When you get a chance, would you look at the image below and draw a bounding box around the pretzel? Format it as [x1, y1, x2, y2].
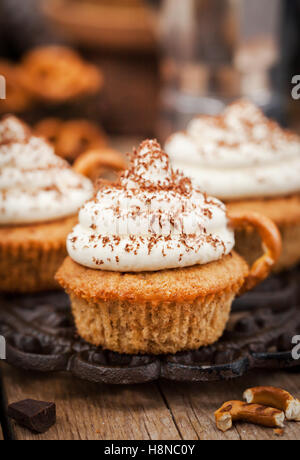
[19, 46, 102, 103]
[73, 148, 127, 182]
[35, 118, 108, 163]
[215, 400, 285, 432]
[243, 387, 300, 421]
[228, 212, 282, 294]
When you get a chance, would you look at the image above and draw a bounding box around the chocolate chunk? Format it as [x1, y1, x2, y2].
[8, 399, 56, 433]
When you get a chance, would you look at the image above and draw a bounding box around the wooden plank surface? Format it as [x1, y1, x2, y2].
[159, 371, 300, 441]
[1, 362, 300, 440]
[1, 364, 181, 441]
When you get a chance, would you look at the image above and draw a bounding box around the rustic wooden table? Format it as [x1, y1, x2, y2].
[1, 137, 300, 441]
[1, 363, 300, 440]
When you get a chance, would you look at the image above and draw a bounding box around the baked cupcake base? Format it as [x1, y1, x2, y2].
[0, 216, 77, 293]
[56, 252, 248, 355]
[227, 194, 300, 272]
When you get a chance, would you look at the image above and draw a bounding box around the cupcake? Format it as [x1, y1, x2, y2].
[165, 100, 300, 272]
[0, 116, 94, 293]
[56, 140, 280, 354]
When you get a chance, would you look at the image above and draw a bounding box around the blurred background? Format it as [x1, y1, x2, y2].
[0, 0, 299, 155]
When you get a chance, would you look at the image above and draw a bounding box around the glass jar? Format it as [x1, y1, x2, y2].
[157, 0, 282, 139]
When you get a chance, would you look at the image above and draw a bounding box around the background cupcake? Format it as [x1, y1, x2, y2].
[0, 115, 93, 292]
[165, 100, 300, 272]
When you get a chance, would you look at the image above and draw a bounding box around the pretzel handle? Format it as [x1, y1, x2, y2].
[228, 212, 282, 294]
[73, 148, 127, 180]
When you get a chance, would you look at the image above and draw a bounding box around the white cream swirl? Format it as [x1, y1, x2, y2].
[67, 140, 234, 272]
[0, 116, 93, 225]
[165, 100, 300, 200]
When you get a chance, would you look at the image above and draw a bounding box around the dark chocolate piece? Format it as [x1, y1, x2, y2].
[7, 399, 56, 433]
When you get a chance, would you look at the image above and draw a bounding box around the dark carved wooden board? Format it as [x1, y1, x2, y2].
[0, 269, 299, 385]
